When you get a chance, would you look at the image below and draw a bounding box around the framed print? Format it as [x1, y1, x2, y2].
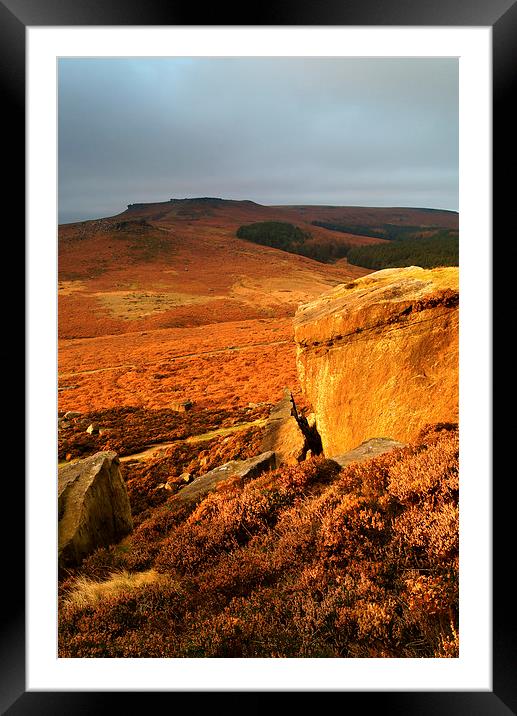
[5, 0, 508, 711]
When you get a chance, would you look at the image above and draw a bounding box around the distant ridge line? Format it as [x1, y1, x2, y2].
[126, 197, 261, 210]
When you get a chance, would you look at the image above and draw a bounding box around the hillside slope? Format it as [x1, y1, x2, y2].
[58, 199, 458, 414]
[59, 199, 373, 412]
[59, 198, 377, 339]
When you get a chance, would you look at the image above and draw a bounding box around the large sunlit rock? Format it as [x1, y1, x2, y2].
[294, 266, 459, 456]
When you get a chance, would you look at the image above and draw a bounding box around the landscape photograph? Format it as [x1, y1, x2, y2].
[57, 57, 459, 659]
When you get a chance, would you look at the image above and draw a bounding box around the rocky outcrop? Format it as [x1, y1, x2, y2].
[294, 267, 458, 456]
[330, 437, 406, 469]
[260, 389, 308, 467]
[58, 451, 133, 570]
[173, 451, 276, 506]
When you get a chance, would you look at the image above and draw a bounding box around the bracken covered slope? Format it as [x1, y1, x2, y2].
[58, 200, 457, 414]
[58, 199, 374, 413]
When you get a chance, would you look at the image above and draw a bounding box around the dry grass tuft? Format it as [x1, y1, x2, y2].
[63, 569, 168, 610]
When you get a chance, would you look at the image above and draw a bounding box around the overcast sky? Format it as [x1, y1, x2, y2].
[58, 57, 458, 224]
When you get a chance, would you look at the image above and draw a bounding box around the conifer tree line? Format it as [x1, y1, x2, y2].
[237, 221, 458, 269]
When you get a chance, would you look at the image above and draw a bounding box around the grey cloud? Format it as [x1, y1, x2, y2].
[58, 57, 458, 223]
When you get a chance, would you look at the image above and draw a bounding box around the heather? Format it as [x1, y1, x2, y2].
[58, 404, 269, 460]
[59, 423, 458, 658]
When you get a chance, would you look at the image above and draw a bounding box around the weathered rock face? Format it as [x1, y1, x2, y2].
[260, 389, 307, 467]
[294, 267, 459, 456]
[173, 451, 276, 506]
[58, 451, 133, 570]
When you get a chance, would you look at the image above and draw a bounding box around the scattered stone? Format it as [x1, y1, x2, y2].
[165, 473, 192, 489]
[86, 423, 99, 435]
[172, 451, 276, 507]
[155, 482, 175, 492]
[98, 427, 113, 436]
[165, 477, 182, 488]
[64, 411, 82, 419]
[58, 451, 133, 570]
[171, 400, 193, 413]
[330, 437, 406, 469]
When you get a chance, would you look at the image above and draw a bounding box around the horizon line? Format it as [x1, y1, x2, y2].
[58, 197, 459, 226]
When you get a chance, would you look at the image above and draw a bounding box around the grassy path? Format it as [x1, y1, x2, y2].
[59, 417, 268, 467]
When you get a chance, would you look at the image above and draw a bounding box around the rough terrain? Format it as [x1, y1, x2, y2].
[59, 199, 457, 414]
[58, 200, 460, 659]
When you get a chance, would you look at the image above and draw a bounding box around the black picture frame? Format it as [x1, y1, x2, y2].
[7, 0, 507, 712]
